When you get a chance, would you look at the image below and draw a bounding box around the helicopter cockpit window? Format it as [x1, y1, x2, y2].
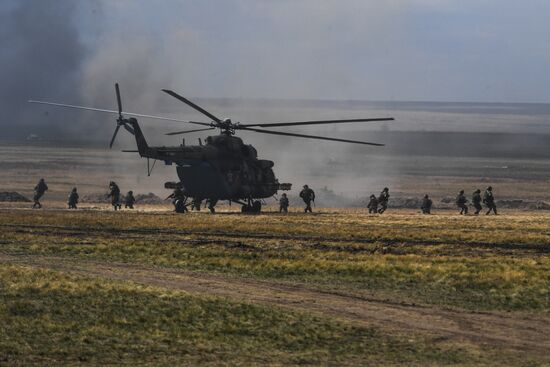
[243, 145, 257, 158]
[205, 136, 213, 145]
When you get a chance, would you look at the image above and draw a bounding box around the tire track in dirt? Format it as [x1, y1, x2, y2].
[1, 252, 549, 357]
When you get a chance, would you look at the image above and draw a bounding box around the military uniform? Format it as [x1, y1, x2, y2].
[367, 195, 378, 214]
[421, 195, 432, 214]
[483, 186, 497, 215]
[32, 178, 48, 209]
[456, 190, 468, 215]
[299, 185, 315, 213]
[108, 182, 122, 210]
[378, 188, 389, 214]
[279, 194, 289, 213]
[68, 188, 79, 209]
[125, 191, 136, 209]
[167, 187, 187, 213]
[472, 189, 482, 215]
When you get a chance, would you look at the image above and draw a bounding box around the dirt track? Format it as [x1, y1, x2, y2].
[1, 253, 548, 357]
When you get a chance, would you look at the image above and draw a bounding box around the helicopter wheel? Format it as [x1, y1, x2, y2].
[241, 200, 261, 213]
[252, 200, 262, 213]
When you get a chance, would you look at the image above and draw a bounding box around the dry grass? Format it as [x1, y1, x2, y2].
[1, 209, 549, 312]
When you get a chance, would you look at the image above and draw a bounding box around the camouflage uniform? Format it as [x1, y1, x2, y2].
[421, 194, 432, 214]
[299, 185, 315, 213]
[68, 188, 79, 209]
[483, 186, 497, 215]
[378, 188, 390, 214]
[32, 178, 48, 209]
[108, 181, 122, 210]
[472, 189, 482, 215]
[367, 195, 378, 214]
[456, 190, 468, 215]
[279, 193, 289, 213]
[125, 191, 136, 209]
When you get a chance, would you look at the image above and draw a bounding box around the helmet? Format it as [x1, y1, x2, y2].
[281, 193, 287, 197]
[383, 187, 388, 191]
[475, 189, 481, 193]
[459, 190, 464, 194]
[128, 190, 133, 194]
[487, 186, 492, 191]
[303, 184, 308, 188]
[72, 187, 77, 191]
[424, 194, 428, 198]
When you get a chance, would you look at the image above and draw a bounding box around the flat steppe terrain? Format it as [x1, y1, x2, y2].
[0, 207, 548, 366]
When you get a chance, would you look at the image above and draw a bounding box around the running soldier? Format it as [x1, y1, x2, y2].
[378, 187, 390, 214]
[367, 194, 378, 214]
[108, 181, 122, 210]
[279, 193, 289, 213]
[67, 187, 79, 209]
[32, 178, 48, 209]
[483, 186, 497, 215]
[421, 194, 432, 214]
[456, 190, 468, 215]
[472, 189, 482, 215]
[125, 190, 136, 209]
[299, 185, 315, 213]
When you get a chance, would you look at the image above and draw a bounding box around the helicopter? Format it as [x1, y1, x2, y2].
[29, 84, 393, 213]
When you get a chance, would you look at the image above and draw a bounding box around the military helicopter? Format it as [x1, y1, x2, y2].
[29, 84, 393, 213]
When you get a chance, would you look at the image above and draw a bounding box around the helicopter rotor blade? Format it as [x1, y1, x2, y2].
[165, 127, 215, 136]
[240, 117, 394, 128]
[240, 127, 384, 146]
[28, 100, 212, 126]
[115, 83, 122, 117]
[109, 124, 121, 149]
[162, 89, 221, 123]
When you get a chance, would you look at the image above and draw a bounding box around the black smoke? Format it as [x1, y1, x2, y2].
[0, 0, 89, 139]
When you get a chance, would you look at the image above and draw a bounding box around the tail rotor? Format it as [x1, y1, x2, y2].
[110, 83, 131, 148]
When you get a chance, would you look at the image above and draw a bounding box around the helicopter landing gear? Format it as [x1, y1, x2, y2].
[191, 199, 202, 211]
[241, 199, 262, 213]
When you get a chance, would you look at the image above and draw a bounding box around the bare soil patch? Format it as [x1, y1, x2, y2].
[1, 253, 548, 358]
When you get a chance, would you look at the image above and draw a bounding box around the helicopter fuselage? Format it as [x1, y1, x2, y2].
[129, 119, 288, 202]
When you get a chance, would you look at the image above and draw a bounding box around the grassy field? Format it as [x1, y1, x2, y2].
[1, 208, 549, 366]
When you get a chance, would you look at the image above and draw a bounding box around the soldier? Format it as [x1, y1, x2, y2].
[456, 190, 468, 215]
[299, 184, 315, 213]
[279, 193, 289, 213]
[67, 187, 79, 209]
[378, 187, 390, 214]
[166, 186, 187, 213]
[125, 190, 136, 209]
[483, 186, 497, 215]
[367, 194, 378, 214]
[107, 181, 122, 211]
[32, 178, 48, 209]
[472, 189, 482, 215]
[191, 199, 202, 211]
[421, 194, 432, 214]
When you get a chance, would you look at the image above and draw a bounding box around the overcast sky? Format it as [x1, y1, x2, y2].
[3, 0, 550, 125]
[72, 0, 550, 103]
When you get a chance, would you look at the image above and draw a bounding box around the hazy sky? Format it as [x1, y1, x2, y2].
[75, 0, 550, 103]
[2, 0, 550, 135]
